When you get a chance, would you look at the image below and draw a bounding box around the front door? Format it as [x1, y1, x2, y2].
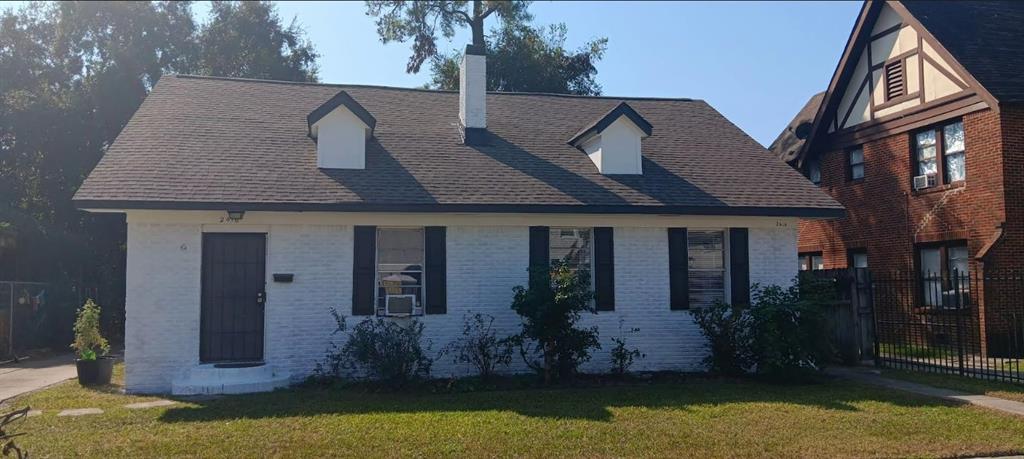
[200, 233, 266, 363]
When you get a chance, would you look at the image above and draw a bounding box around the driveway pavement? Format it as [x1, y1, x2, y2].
[0, 353, 77, 403]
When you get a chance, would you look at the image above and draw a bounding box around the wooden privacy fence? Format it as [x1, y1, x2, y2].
[807, 269, 875, 364]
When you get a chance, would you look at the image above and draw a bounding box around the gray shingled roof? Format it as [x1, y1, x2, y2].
[769, 92, 825, 165]
[904, 0, 1024, 103]
[73, 75, 842, 217]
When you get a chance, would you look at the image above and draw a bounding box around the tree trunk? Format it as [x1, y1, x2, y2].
[471, 0, 485, 47]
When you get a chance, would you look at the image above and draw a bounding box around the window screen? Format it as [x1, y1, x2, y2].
[376, 228, 424, 315]
[688, 230, 725, 308]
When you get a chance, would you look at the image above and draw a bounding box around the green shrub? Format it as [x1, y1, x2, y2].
[442, 313, 513, 381]
[748, 284, 831, 380]
[315, 309, 433, 387]
[690, 300, 754, 376]
[692, 282, 831, 381]
[70, 299, 109, 360]
[509, 262, 600, 384]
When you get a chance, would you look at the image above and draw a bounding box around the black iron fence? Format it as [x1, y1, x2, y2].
[871, 269, 1024, 384]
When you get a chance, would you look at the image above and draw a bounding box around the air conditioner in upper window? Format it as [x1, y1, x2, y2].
[384, 294, 418, 316]
[913, 174, 937, 191]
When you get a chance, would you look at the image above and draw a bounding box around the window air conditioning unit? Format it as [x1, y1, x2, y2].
[913, 174, 937, 190]
[385, 294, 417, 316]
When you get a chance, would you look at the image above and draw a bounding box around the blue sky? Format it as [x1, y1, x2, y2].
[9, 1, 863, 146]
[202, 1, 862, 147]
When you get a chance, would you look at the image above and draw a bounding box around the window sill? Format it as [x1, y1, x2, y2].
[375, 309, 425, 318]
[847, 178, 865, 185]
[911, 305, 972, 315]
[912, 181, 964, 196]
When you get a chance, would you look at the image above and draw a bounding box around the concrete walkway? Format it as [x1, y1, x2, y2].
[0, 353, 77, 403]
[828, 366, 1024, 418]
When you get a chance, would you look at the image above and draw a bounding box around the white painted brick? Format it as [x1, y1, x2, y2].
[123, 218, 798, 392]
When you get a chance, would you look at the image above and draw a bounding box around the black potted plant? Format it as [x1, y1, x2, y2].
[71, 299, 113, 385]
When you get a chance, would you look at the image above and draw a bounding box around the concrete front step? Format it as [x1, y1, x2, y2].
[171, 363, 291, 395]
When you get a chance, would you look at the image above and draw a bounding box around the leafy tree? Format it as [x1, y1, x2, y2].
[509, 261, 599, 384]
[365, 0, 532, 73]
[195, 1, 319, 81]
[428, 22, 606, 95]
[0, 1, 320, 342]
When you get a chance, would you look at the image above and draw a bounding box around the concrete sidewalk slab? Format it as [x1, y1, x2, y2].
[125, 400, 177, 409]
[57, 408, 102, 417]
[0, 353, 77, 403]
[828, 366, 1024, 418]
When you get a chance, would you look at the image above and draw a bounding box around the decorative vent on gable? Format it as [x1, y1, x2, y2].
[884, 60, 905, 101]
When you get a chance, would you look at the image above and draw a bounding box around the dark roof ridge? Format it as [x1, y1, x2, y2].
[170, 74, 701, 103]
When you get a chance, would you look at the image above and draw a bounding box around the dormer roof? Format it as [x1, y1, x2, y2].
[307, 90, 376, 139]
[568, 102, 653, 147]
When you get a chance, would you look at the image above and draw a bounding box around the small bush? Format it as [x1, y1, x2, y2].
[609, 319, 644, 376]
[509, 262, 600, 383]
[442, 313, 513, 381]
[315, 308, 433, 387]
[70, 299, 109, 360]
[691, 300, 754, 376]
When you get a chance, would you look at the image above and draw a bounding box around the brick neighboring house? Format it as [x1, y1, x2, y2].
[771, 1, 1024, 355]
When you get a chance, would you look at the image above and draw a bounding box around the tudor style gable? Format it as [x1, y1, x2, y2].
[808, 1, 996, 154]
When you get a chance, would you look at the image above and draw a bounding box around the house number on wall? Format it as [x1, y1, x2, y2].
[775, 221, 789, 228]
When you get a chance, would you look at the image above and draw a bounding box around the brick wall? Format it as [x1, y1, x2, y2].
[797, 108, 1009, 275]
[123, 214, 797, 393]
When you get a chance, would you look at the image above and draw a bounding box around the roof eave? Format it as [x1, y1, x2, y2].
[73, 199, 845, 219]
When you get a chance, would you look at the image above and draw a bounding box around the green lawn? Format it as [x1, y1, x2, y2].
[883, 369, 1024, 404]
[6, 366, 1024, 458]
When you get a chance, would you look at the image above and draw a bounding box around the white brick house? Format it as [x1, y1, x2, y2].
[76, 49, 841, 394]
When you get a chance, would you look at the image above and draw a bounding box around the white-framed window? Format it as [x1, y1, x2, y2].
[918, 242, 969, 309]
[688, 229, 726, 308]
[849, 250, 868, 269]
[550, 227, 593, 281]
[376, 227, 424, 316]
[799, 252, 824, 271]
[848, 147, 864, 181]
[914, 120, 965, 185]
[807, 159, 821, 186]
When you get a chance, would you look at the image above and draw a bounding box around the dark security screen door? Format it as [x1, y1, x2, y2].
[200, 233, 266, 363]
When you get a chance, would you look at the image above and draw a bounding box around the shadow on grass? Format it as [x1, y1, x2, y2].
[157, 376, 962, 424]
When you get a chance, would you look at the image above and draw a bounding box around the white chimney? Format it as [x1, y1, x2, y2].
[459, 44, 487, 132]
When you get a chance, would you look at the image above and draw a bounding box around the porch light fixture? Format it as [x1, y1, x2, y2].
[226, 209, 245, 222]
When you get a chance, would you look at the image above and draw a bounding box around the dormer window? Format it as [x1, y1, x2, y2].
[568, 102, 653, 175]
[307, 91, 376, 169]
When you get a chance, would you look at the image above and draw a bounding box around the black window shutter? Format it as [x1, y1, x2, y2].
[730, 228, 751, 306]
[668, 228, 689, 310]
[352, 226, 377, 316]
[424, 226, 447, 314]
[529, 226, 550, 286]
[593, 227, 615, 311]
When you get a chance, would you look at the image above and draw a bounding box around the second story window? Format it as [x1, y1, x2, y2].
[914, 120, 965, 188]
[807, 159, 821, 186]
[847, 147, 864, 181]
